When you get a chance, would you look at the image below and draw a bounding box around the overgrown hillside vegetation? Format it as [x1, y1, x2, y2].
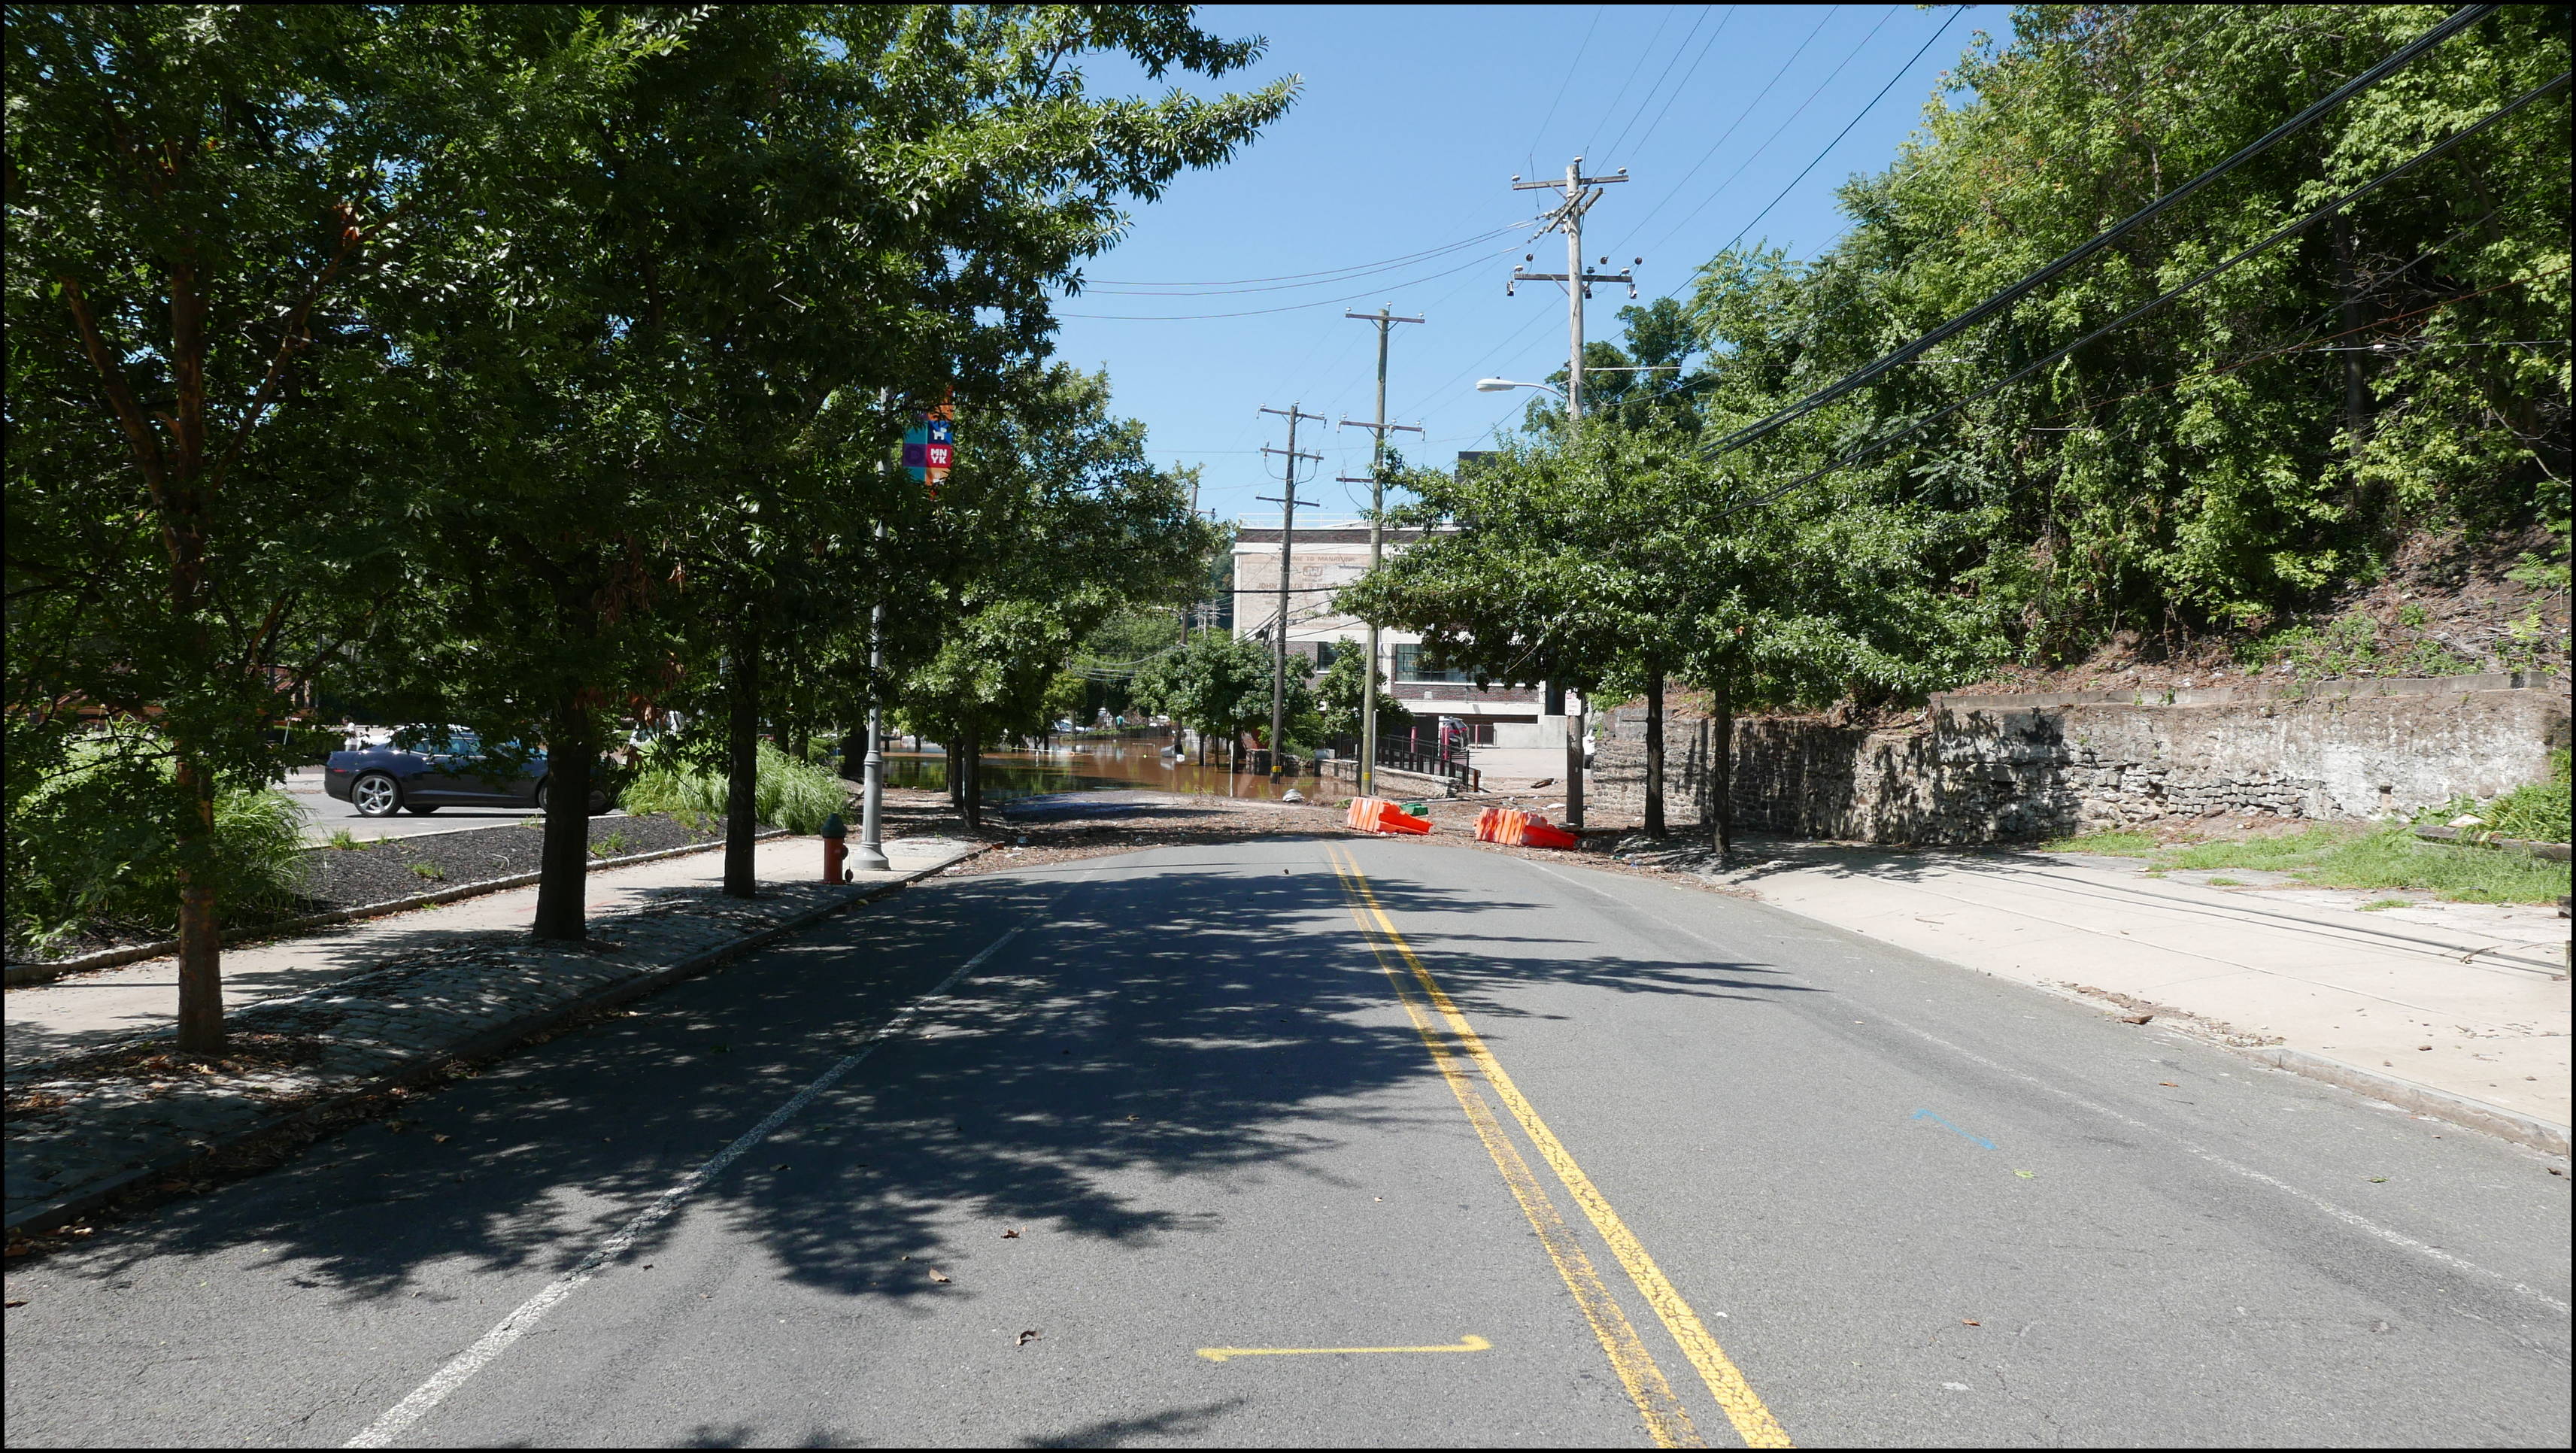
[1361, 5, 2569, 715]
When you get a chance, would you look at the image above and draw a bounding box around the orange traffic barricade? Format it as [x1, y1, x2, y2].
[1519, 818, 1579, 850]
[1347, 796, 1431, 835]
[1479, 807, 1575, 849]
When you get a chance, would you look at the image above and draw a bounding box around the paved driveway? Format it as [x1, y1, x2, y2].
[279, 766, 620, 843]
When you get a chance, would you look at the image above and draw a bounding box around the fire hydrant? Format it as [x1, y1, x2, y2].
[821, 812, 850, 883]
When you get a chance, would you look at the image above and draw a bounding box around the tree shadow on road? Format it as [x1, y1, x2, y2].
[27, 836, 1826, 1438]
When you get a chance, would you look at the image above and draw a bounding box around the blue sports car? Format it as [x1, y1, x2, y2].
[322, 727, 617, 818]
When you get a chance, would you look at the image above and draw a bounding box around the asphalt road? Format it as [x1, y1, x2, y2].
[5, 839, 2568, 1447]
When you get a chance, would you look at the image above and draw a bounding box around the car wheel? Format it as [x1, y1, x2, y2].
[404, 804, 441, 816]
[533, 779, 549, 812]
[351, 772, 402, 818]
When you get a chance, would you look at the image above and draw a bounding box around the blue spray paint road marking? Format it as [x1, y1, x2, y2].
[1910, 1109, 1997, 1149]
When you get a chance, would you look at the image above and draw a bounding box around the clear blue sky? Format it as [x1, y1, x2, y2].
[1045, 2, 1998, 527]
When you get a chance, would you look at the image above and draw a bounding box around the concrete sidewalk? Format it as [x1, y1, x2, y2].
[1707, 842, 2569, 1148]
[7, 834, 974, 1067]
[5, 833, 983, 1232]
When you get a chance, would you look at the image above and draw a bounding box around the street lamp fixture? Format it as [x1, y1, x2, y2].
[1477, 377, 1562, 396]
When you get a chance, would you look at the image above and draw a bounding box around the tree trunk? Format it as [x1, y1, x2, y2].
[171, 747, 225, 1055]
[1710, 673, 1734, 859]
[960, 720, 982, 830]
[1643, 666, 1667, 838]
[723, 632, 761, 900]
[532, 702, 594, 941]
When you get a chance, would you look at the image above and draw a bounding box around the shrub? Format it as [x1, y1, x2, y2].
[5, 727, 309, 957]
[620, 739, 848, 835]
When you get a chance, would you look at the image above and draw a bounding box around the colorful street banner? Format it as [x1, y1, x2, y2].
[903, 399, 954, 493]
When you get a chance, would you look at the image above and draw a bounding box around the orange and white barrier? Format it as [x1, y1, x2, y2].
[1345, 796, 1432, 836]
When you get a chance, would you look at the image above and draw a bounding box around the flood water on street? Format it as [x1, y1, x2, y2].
[881, 737, 1317, 802]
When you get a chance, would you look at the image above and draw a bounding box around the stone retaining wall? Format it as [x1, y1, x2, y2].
[1587, 672, 2568, 844]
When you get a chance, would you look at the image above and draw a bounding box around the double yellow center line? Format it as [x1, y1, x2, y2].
[1327, 845, 1791, 1449]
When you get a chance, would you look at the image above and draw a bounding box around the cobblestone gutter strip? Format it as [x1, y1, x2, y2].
[3, 843, 985, 1235]
[3, 830, 787, 988]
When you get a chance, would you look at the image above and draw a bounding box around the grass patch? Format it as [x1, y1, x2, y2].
[411, 862, 445, 881]
[591, 830, 634, 860]
[2359, 898, 2413, 912]
[2158, 824, 2347, 872]
[2040, 830, 2160, 855]
[2205, 876, 2245, 887]
[325, 827, 369, 851]
[620, 741, 847, 835]
[2153, 823, 2566, 904]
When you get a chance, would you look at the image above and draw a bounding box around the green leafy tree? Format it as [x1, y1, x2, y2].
[1691, 4, 2569, 656]
[1131, 631, 1299, 766]
[1312, 638, 1415, 743]
[4, 5, 554, 1047]
[893, 365, 1215, 825]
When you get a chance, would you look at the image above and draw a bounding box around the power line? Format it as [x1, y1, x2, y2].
[1707, 5, 1963, 260]
[1525, 6, 1607, 174]
[1596, 5, 1716, 165]
[1582, 5, 1681, 158]
[1609, 5, 1738, 163]
[1616, 5, 1840, 246]
[1079, 223, 1524, 293]
[1629, 5, 1898, 258]
[1713, 65, 2568, 520]
[1057, 246, 1521, 320]
[1696, 2, 2502, 463]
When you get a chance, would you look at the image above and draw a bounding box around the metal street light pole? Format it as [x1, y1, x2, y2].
[852, 394, 894, 872]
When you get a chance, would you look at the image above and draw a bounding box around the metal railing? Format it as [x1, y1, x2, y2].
[1325, 736, 1476, 789]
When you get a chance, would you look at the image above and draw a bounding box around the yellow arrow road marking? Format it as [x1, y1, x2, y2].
[1330, 846, 1793, 1449]
[1197, 1334, 1492, 1363]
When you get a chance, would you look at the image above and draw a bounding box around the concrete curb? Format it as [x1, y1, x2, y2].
[5, 830, 787, 987]
[4, 843, 988, 1237]
[2241, 1044, 2570, 1158]
[2016, 977, 2571, 1158]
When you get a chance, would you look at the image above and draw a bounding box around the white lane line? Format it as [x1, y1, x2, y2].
[1518, 854, 2571, 1318]
[345, 921, 1039, 1448]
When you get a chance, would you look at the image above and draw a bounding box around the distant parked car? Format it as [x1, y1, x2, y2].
[322, 727, 618, 818]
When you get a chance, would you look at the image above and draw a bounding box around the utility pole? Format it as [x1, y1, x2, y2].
[1258, 404, 1323, 781]
[1339, 304, 1424, 800]
[1509, 156, 1637, 830]
[1180, 472, 1200, 650]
